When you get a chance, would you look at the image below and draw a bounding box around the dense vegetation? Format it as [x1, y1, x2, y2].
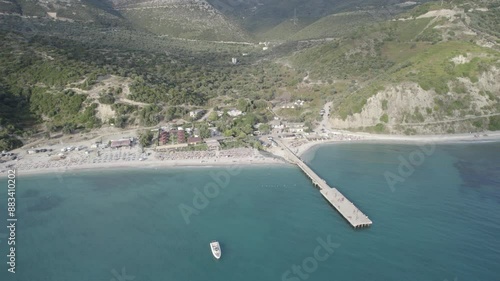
[0, 0, 499, 151]
[288, 1, 500, 124]
[468, 3, 500, 38]
[0, 18, 302, 150]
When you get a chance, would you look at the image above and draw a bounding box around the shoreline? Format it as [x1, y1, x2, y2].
[2, 131, 500, 177]
[294, 130, 500, 156]
[9, 158, 289, 176]
[0, 149, 288, 177]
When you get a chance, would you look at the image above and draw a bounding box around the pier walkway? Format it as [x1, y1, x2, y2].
[274, 138, 372, 228]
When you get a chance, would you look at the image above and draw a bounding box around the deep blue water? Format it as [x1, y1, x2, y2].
[1, 141, 499, 281]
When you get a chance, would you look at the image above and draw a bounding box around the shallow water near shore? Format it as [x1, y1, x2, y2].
[1, 142, 499, 281]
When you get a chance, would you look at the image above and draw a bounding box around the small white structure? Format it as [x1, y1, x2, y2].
[47, 12, 57, 19]
[269, 120, 284, 130]
[189, 109, 206, 119]
[227, 109, 243, 117]
[294, 100, 305, 106]
[231, 57, 238, 64]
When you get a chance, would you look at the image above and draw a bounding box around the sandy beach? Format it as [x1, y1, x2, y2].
[287, 130, 500, 156]
[1, 146, 287, 177]
[2, 130, 500, 176]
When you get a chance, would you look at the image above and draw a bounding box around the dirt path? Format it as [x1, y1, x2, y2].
[199, 108, 213, 121]
[315, 101, 333, 133]
[397, 112, 500, 126]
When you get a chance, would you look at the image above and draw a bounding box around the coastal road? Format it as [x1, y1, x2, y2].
[315, 101, 333, 133]
[396, 112, 500, 126]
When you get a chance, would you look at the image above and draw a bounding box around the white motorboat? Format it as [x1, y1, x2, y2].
[210, 241, 221, 259]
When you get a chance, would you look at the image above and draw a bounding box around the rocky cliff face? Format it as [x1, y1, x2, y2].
[330, 67, 500, 134]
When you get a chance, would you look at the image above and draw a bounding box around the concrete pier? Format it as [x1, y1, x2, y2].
[274, 138, 372, 228]
[320, 187, 373, 228]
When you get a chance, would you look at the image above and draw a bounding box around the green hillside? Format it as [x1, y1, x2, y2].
[5, 0, 125, 24]
[208, 0, 422, 36]
[286, 1, 500, 134]
[0, 0, 500, 151]
[290, 11, 387, 41]
[118, 5, 247, 41]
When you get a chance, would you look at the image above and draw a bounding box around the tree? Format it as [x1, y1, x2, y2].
[98, 93, 115, 104]
[116, 115, 128, 128]
[0, 132, 22, 151]
[208, 111, 218, 122]
[197, 123, 211, 138]
[259, 123, 271, 134]
[139, 105, 161, 126]
[62, 123, 76, 134]
[223, 129, 233, 137]
[138, 130, 154, 147]
[304, 121, 313, 133]
[251, 140, 263, 150]
[237, 98, 252, 112]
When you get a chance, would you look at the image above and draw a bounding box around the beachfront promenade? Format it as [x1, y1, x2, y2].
[274, 138, 372, 228]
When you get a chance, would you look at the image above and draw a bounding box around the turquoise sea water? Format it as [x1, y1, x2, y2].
[1, 141, 499, 281]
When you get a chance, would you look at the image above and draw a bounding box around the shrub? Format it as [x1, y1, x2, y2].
[488, 116, 500, 131]
[380, 114, 389, 123]
[381, 99, 388, 110]
[98, 93, 115, 104]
